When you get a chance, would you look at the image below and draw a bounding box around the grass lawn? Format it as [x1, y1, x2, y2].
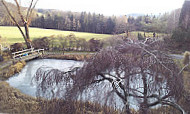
[0, 26, 111, 44]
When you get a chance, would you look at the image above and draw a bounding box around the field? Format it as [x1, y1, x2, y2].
[0, 26, 112, 44]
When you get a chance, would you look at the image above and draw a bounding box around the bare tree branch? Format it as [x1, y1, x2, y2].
[162, 100, 186, 114]
[26, 0, 34, 20]
[1, 0, 26, 40]
[14, 0, 25, 23]
[1, 0, 39, 48]
[178, 63, 190, 75]
[28, 0, 39, 24]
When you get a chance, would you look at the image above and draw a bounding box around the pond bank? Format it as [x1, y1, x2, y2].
[0, 81, 119, 114]
[0, 53, 93, 80]
[0, 53, 122, 114]
[0, 61, 26, 81]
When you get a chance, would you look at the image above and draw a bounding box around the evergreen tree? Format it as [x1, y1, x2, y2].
[105, 17, 115, 34]
[64, 16, 71, 30]
[76, 20, 81, 31]
[72, 18, 77, 31]
[40, 15, 45, 28]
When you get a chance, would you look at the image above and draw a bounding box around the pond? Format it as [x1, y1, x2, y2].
[6, 59, 83, 97]
[6, 59, 141, 110]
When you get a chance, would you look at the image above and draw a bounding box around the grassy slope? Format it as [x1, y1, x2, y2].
[0, 26, 111, 44]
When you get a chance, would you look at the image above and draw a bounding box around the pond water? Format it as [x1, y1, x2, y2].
[6, 59, 149, 110]
[6, 59, 128, 109]
[6, 59, 83, 97]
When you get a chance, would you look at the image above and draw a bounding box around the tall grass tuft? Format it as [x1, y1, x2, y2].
[183, 51, 190, 65]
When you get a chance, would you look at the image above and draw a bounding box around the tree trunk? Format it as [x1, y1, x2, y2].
[125, 103, 131, 114]
[24, 23, 31, 48]
[140, 72, 149, 114]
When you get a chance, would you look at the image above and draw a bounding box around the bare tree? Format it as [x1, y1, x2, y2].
[1, 0, 39, 48]
[34, 38, 186, 114]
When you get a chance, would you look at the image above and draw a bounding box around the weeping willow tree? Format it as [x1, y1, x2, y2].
[34, 38, 185, 114]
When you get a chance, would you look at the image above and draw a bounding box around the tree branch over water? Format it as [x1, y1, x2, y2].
[34, 38, 185, 114]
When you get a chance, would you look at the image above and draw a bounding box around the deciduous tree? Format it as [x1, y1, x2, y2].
[1, 0, 39, 48]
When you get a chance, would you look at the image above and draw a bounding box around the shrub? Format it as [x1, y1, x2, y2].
[32, 37, 50, 50]
[10, 43, 24, 52]
[183, 51, 190, 65]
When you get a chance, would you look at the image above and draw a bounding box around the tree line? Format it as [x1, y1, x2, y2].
[0, 8, 181, 34]
[30, 11, 116, 34]
[32, 9, 181, 34]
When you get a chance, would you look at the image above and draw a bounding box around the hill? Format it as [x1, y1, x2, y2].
[0, 26, 111, 44]
[0, 1, 19, 25]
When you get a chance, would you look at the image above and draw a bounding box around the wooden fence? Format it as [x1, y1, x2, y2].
[12, 48, 44, 60]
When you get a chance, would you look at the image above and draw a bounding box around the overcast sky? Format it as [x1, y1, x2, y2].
[7, 0, 185, 16]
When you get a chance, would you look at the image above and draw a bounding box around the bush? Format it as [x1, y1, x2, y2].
[10, 43, 24, 52]
[32, 37, 50, 50]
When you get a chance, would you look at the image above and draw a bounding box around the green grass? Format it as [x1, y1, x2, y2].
[0, 26, 111, 44]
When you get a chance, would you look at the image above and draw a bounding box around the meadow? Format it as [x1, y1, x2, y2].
[0, 26, 112, 44]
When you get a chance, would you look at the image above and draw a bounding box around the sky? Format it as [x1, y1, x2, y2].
[7, 0, 185, 16]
